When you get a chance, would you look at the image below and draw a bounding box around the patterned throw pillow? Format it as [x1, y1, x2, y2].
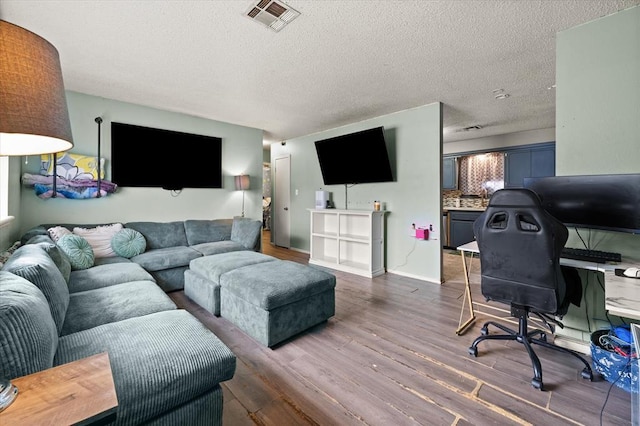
[73, 223, 123, 258]
[56, 234, 95, 270]
[111, 228, 146, 258]
[47, 226, 72, 243]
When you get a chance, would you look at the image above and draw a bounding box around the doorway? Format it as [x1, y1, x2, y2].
[274, 155, 291, 248]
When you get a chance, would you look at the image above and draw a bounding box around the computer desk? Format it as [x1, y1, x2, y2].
[455, 240, 640, 336]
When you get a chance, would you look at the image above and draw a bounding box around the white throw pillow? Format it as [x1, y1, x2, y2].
[73, 223, 123, 258]
[47, 226, 72, 242]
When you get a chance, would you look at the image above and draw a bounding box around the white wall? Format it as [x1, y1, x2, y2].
[271, 103, 443, 283]
[18, 91, 264, 234]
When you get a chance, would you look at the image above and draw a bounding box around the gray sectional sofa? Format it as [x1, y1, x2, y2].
[21, 217, 263, 291]
[0, 217, 263, 425]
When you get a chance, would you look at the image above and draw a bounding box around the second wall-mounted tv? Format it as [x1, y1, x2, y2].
[314, 126, 393, 185]
[111, 122, 222, 190]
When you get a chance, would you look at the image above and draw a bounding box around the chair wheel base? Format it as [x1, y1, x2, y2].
[480, 327, 489, 336]
[531, 378, 543, 390]
[468, 347, 478, 357]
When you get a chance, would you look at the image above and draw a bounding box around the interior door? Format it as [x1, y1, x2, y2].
[274, 155, 291, 248]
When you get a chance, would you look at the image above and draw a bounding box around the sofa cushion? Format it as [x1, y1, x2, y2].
[184, 219, 232, 246]
[57, 234, 95, 270]
[93, 256, 131, 266]
[231, 217, 262, 250]
[55, 310, 236, 426]
[1, 244, 70, 334]
[221, 260, 337, 310]
[190, 251, 278, 283]
[190, 240, 249, 256]
[0, 272, 58, 379]
[111, 228, 146, 258]
[131, 246, 202, 271]
[68, 262, 156, 293]
[73, 223, 123, 258]
[125, 221, 188, 249]
[20, 225, 49, 245]
[26, 235, 72, 284]
[61, 280, 176, 336]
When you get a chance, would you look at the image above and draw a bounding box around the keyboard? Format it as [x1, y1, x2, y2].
[561, 247, 622, 263]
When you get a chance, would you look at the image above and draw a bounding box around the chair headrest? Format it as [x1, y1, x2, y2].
[488, 188, 541, 208]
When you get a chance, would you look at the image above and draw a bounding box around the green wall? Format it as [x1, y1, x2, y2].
[18, 91, 264, 234]
[270, 103, 443, 283]
[555, 5, 640, 341]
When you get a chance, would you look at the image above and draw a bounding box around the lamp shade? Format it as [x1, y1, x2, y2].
[0, 20, 74, 156]
[234, 175, 250, 191]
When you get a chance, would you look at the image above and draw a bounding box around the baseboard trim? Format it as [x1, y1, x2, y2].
[386, 269, 441, 285]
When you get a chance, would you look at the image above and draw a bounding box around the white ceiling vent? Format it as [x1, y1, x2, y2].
[245, 0, 300, 32]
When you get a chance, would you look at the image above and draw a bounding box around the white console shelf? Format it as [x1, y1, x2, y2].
[308, 209, 387, 278]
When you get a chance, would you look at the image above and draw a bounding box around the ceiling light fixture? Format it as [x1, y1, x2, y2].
[245, 0, 300, 32]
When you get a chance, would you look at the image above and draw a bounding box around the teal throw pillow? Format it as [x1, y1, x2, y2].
[111, 228, 146, 258]
[56, 234, 94, 270]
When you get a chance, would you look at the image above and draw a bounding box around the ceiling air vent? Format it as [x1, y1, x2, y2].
[245, 0, 300, 32]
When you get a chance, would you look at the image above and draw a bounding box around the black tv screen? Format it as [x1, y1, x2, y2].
[111, 122, 222, 190]
[523, 173, 640, 234]
[314, 127, 393, 185]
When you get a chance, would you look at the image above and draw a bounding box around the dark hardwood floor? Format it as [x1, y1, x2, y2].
[169, 231, 632, 426]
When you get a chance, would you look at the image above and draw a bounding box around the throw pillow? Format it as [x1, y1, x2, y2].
[73, 223, 123, 258]
[111, 228, 146, 258]
[47, 226, 72, 243]
[57, 234, 95, 270]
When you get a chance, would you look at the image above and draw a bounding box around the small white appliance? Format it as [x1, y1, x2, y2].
[315, 191, 329, 209]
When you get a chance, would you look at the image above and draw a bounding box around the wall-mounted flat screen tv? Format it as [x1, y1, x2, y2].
[111, 122, 222, 190]
[314, 126, 393, 185]
[523, 173, 640, 234]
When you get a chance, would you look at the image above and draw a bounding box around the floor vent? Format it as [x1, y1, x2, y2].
[245, 0, 300, 32]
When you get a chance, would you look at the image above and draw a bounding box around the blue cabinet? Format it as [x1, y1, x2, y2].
[448, 210, 482, 249]
[443, 156, 457, 189]
[504, 143, 555, 188]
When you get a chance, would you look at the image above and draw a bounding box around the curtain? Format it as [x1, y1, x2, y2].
[459, 152, 504, 196]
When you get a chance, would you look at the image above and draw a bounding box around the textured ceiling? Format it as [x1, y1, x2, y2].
[2, 0, 639, 146]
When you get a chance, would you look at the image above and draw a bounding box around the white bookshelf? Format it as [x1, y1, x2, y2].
[308, 209, 386, 278]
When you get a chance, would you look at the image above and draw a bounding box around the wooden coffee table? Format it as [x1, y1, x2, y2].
[0, 352, 118, 425]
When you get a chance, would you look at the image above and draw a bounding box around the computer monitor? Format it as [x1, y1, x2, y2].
[523, 174, 640, 234]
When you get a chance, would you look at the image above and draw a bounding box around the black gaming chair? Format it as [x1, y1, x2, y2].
[467, 188, 593, 390]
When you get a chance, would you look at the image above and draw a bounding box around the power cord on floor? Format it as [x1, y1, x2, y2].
[599, 357, 632, 426]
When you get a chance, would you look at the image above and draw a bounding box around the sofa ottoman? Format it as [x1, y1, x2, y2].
[219, 260, 336, 347]
[185, 251, 278, 316]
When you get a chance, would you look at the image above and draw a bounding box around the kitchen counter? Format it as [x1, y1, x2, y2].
[444, 207, 486, 212]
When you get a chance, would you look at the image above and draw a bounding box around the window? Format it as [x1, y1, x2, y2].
[459, 152, 504, 196]
[0, 156, 12, 224]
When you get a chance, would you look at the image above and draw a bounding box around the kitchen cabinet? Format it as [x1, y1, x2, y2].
[504, 143, 555, 188]
[443, 156, 457, 189]
[448, 210, 483, 249]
